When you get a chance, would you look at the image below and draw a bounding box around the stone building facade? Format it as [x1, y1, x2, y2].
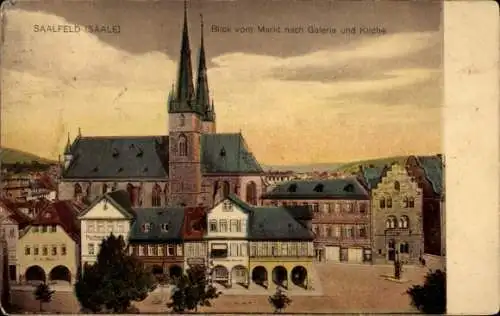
[405, 155, 444, 257]
[371, 163, 424, 264]
[57, 5, 264, 209]
[182, 206, 207, 270]
[261, 178, 371, 264]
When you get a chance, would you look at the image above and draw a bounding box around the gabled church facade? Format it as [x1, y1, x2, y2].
[58, 4, 265, 208]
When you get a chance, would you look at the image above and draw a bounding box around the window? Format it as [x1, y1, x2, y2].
[379, 198, 386, 208]
[209, 220, 217, 232]
[222, 182, 230, 198]
[117, 223, 124, 233]
[281, 243, 288, 256]
[74, 183, 83, 198]
[345, 226, 354, 238]
[359, 226, 367, 238]
[179, 114, 186, 126]
[403, 196, 409, 208]
[363, 249, 372, 262]
[385, 216, 397, 229]
[312, 203, 319, 213]
[51, 246, 57, 256]
[210, 243, 228, 258]
[167, 245, 175, 256]
[245, 181, 258, 205]
[42, 246, 48, 256]
[41, 226, 47, 233]
[326, 226, 332, 237]
[107, 221, 114, 233]
[97, 222, 105, 233]
[25, 246, 30, 255]
[223, 201, 232, 212]
[239, 243, 246, 256]
[230, 219, 238, 232]
[102, 183, 108, 194]
[138, 245, 144, 256]
[345, 203, 353, 213]
[34, 246, 39, 256]
[290, 243, 298, 256]
[9, 228, 15, 238]
[158, 245, 164, 256]
[219, 220, 228, 232]
[334, 203, 341, 214]
[313, 183, 324, 192]
[359, 203, 367, 214]
[394, 181, 400, 191]
[399, 216, 409, 229]
[152, 184, 162, 207]
[288, 183, 297, 192]
[178, 135, 188, 156]
[87, 222, 95, 233]
[408, 197, 415, 208]
[387, 197, 393, 208]
[142, 223, 151, 233]
[300, 243, 308, 256]
[148, 245, 155, 256]
[400, 242, 410, 254]
[334, 225, 341, 238]
[314, 225, 321, 237]
[88, 243, 95, 255]
[61, 245, 67, 256]
[250, 243, 257, 256]
[230, 243, 238, 256]
[161, 224, 169, 232]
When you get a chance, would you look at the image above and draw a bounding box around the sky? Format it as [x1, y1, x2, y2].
[0, 0, 443, 166]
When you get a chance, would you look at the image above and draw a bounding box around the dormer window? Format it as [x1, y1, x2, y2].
[136, 148, 144, 157]
[223, 200, 232, 212]
[219, 147, 226, 157]
[93, 166, 99, 172]
[112, 148, 119, 158]
[160, 224, 169, 232]
[117, 167, 124, 173]
[143, 166, 149, 172]
[343, 184, 354, 192]
[142, 223, 151, 233]
[313, 183, 324, 192]
[288, 183, 297, 193]
[129, 144, 135, 150]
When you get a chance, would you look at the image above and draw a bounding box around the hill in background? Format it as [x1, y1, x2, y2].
[0, 147, 57, 165]
[335, 155, 410, 174]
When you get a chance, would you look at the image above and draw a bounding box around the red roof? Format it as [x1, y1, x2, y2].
[31, 200, 80, 242]
[182, 206, 207, 240]
[0, 198, 32, 228]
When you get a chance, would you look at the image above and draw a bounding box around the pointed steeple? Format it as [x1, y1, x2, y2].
[195, 13, 211, 121]
[64, 133, 71, 154]
[175, 0, 195, 108]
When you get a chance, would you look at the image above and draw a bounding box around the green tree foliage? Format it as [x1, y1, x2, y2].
[167, 265, 221, 313]
[34, 282, 55, 312]
[407, 269, 446, 314]
[74, 234, 156, 313]
[268, 286, 292, 313]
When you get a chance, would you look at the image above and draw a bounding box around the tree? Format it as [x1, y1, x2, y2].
[407, 269, 446, 314]
[268, 286, 292, 313]
[74, 234, 156, 313]
[167, 265, 221, 313]
[34, 282, 55, 312]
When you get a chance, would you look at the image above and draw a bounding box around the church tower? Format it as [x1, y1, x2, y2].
[167, 0, 203, 207]
[195, 14, 216, 133]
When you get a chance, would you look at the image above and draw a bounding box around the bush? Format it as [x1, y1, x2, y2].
[407, 269, 446, 314]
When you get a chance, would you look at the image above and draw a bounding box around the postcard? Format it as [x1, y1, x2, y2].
[0, 0, 497, 314]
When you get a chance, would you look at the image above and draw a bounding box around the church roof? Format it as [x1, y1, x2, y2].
[63, 133, 262, 179]
[128, 207, 185, 243]
[262, 178, 369, 200]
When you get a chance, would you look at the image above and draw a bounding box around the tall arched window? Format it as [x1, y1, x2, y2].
[394, 181, 400, 191]
[222, 181, 230, 199]
[386, 197, 393, 208]
[178, 135, 187, 156]
[245, 181, 257, 205]
[152, 183, 162, 207]
[74, 183, 82, 199]
[408, 197, 415, 208]
[164, 184, 168, 206]
[399, 215, 409, 229]
[385, 216, 397, 229]
[102, 183, 108, 195]
[127, 183, 136, 206]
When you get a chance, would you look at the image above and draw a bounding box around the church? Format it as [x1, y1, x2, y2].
[58, 4, 265, 208]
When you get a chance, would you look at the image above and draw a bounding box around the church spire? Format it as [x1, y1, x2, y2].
[195, 13, 212, 121]
[64, 133, 71, 154]
[174, 0, 195, 110]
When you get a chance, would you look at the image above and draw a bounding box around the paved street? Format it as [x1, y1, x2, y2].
[9, 263, 432, 314]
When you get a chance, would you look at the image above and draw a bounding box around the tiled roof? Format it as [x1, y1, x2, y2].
[249, 206, 314, 241]
[63, 136, 169, 179]
[201, 133, 263, 174]
[78, 190, 136, 219]
[128, 208, 184, 242]
[63, 133, 263, 179]
[416, 155, 443, 195]
[182, 206, 207, 239]
[31, 200, 81, 242]
[0, 198, 32, 228]
[262, 178, 369, 200]
[283, 206, 313, 221]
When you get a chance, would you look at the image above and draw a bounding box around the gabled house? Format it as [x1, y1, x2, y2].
[0, 199, 31, 282]
[78, 190, 136, 268]
[248, 205, 315, 290]
[128, 208, 185, 281]
[17, 200, 80, 285]
[182, 206, 207, 270]
[205, 195, 251, 288]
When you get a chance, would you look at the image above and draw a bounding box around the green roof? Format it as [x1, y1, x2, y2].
[249, 207, 314, 240]
[416, 155, 443, 195]
[129, 208, 185, 242]
[262, 178, 369, 200]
